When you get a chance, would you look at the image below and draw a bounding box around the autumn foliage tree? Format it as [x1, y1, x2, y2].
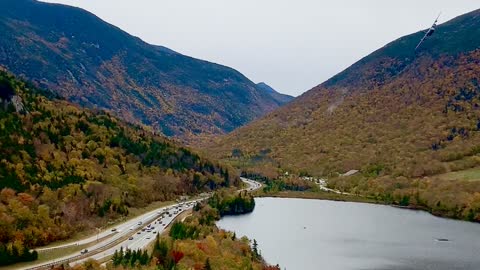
[0, 71, 239, 265]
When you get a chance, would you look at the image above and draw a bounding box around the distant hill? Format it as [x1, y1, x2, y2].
[0, 0, 289, 139]
[210, 8, 480, 178]
[0, 70, 238, 265]
[256, 82, 294, 105]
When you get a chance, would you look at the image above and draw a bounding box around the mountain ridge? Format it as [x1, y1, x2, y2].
[323, 8, 480, 90]
[208, 8, 480, 177]
[0, 0, 288, 139]
[256, 82, 294, 105]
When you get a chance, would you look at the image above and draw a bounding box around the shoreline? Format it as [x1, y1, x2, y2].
[254, 190, 479, 224]
[255, 190, 378, 204]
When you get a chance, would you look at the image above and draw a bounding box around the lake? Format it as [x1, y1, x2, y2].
[217, 197, 480, 270]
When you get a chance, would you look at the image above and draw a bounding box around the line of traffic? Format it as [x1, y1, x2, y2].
[21, 178, 261, 270]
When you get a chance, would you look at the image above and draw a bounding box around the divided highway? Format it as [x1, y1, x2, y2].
[22, 178, 261, 270]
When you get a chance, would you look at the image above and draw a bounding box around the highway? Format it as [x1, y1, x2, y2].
[22, 178, 261, 270]
[302, 176, 353, 195]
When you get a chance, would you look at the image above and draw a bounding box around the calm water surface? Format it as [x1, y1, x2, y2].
[217, 198, 480, 270]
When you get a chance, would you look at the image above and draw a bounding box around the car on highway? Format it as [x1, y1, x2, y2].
[137, 231, 141, 234]
[129, 237, 134, 240]
[80, 249, 88, 254]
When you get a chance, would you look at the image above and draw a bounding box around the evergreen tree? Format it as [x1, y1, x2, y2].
[112, 249, 120, 266]
[205, 257, 212, 270]
[252, 239, 259, 259]
[140, 249, 150, 265]
[129, 249, 138, 266]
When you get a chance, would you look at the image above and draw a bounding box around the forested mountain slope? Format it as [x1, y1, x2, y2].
[0, 0, 288, 140]
[210, 8, 480, 178]
[0, 70, 238, 265]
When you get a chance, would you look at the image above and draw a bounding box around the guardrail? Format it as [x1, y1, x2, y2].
[35, 232, 117, 254]
[25, 253, 83, 270]
[35, 243, 78, 253]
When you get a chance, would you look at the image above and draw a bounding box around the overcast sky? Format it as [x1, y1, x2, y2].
[42, 0, 478, 96]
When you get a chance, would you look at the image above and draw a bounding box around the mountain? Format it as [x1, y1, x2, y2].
[0, 0, 288, 140]
[256, 82, 294, 105]
[209, 9, 480, 178]
[0, 70, 239, 265]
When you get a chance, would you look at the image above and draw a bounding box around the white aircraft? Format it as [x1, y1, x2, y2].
[415, 12, 441, 50]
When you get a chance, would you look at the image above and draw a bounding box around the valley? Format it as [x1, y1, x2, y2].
[1, 1, 480, 270]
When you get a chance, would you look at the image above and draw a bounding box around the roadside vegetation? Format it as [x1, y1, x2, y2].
[0, 71, 238, 265]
